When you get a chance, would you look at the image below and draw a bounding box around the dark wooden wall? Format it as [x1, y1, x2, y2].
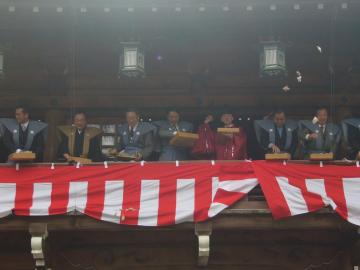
[0, 0, 359, 160]
[0, 202, 358, 270]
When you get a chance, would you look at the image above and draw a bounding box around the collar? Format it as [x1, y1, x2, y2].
[129, 123, 139, 131]
[170, 122, 179, 129]
[20, 121, 29, 129]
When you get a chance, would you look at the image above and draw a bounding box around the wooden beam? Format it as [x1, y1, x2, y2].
[0, 94, 358, 110]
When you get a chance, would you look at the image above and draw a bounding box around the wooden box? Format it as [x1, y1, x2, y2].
[170, 132, 199, 148]
[217, 127, 240, 134]
[309, 152, 334, 161]
[265, 153, 291, 161]
[10, 151, 36, 161]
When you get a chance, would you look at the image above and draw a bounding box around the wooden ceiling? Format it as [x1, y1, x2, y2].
[0, 0, 359, 119]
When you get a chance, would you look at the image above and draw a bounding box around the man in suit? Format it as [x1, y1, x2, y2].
[154, 109, 193, 161]
[299, 107, 341, 158]
[255, 109, 298, 157]
[58, 111, 103, 162]
[1, 105, 47, 162]
[118, 109, 156, 161]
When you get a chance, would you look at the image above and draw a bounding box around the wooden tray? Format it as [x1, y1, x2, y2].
[309, 152, 334, 161]
[117, 152, 137, 161]
[10, 151, 36, 161]
[70, 157, 92, 164]
[265, 153, 291, 161]
[170, 132, 199, 148]
[217, 127, 240, 134]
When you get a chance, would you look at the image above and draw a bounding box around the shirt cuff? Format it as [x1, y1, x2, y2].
[268, 143, 274, 148]
[305, 134, 310, 140]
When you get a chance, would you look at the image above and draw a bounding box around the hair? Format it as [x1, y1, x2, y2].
[220, 109, 234, 117]
[73, 111, 87, 120]
[273, 108, 286, 116]
[167, 108, 180, 115]
[15, 104, 30, 115]
[316, 107, 328, 115]
[126, 108, 140, 116]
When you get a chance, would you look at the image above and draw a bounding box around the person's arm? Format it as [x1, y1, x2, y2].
[139, 132, 154, 160]
[117, 134, 124, 152]
[289, 130, 298, 156]
[348, 126, 360, 152]
[159, 128, 176, 139]
[2, 128, 16, 153]
[32, 131, 45, 162]
[234, 127, 247, 159]
[330, 131, 341, 154]
[88, 136, 103, 162]
[57, 134, 70, 161]
[259, 129, 271, 152]
[300, 127, 318, 141]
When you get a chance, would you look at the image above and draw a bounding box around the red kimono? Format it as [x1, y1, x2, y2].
[192, 123, 247, 160]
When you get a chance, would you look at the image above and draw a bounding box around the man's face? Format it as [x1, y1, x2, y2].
[317, 109, 328, 125]
[15, 108, 29, 124]
[273, 112, 286, 127]
[168, 111, 180, 125]
[221, 113, 234, 126]
[126, 112, 139, 127]
[73, 113, 87, 130]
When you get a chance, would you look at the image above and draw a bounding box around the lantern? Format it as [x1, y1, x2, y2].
[259, 41, 286, 77]
[119, 41, 145, 78]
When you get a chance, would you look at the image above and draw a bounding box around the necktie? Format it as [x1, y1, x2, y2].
[320, 125, 326, 148]
[320, 125, 325, 136]
[129, 127, 134, 138]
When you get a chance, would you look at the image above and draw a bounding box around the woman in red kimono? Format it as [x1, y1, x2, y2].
[192, 112, 247, 160]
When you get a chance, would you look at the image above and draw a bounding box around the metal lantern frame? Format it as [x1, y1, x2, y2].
[119, 41, 145, 78]
[259, 41, 286, 77]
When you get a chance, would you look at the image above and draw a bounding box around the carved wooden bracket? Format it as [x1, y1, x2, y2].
[195, 222, 212, 267]
[29, 223, 50, 270]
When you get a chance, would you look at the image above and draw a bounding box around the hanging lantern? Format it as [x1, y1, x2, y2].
[259, 41, 286, 77]
[119, 41, 145, 78]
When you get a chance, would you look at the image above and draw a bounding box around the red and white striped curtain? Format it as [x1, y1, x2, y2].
[0, 161, 359, 227]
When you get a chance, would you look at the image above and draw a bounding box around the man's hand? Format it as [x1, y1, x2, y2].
[204, 115, 214, 124]
[307, 133, 318, 140]
[135, 152, 143, 161]
[63, 153, 71, 161]
[271, 145, 281, 153]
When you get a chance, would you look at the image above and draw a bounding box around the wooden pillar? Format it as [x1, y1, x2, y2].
[44, 109, 65, 162]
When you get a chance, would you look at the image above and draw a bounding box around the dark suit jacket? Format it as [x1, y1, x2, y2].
[260, 124, 298, 156]
[3, 127, 45, 162]
[57, 132, 103, 162]
[347, 125, 360, 159]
